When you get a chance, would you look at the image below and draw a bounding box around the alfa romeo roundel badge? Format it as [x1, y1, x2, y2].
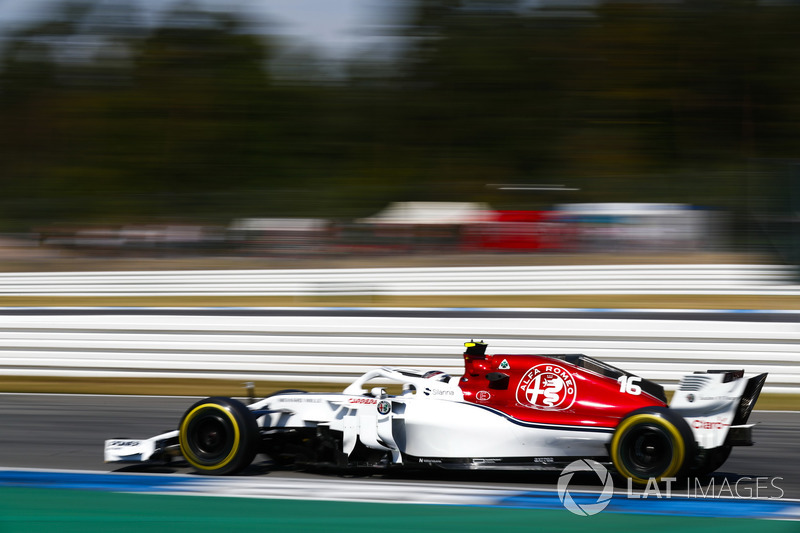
[517, 363, 577, 410]
[377, 400, 391, 415]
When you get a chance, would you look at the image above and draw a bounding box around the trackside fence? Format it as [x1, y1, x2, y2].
[0, 264, 797, 296]
[0, 310, 798, 394]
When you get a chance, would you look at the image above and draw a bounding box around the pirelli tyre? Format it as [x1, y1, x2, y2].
[691, 445, 732, 477]
[261, 389, 308, 466]
[610, 406, 695, 485]
[179, 397, 259, 475]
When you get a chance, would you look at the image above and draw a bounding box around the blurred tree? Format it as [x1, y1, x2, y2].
[0, 1, 301, 226]
[384, 0, 581, 205]
[123, 7, 277, 215]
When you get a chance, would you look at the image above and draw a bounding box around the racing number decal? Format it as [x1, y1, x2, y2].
[517, 364, 577, 410]
[617, 375, 642, 395]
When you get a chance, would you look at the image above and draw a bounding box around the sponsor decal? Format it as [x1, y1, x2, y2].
[108, 440, 141, 447]
[517, 363, 577, 410]
[476, 390, 492, 401]
[699, 395, 740, 401]
[423, 388, 455, 396]
[692, 418, 730, 430]
[277, 397, 322, 403]
[377, 400, 391, 415]
[348, 397, 378, 405]
[686, 393, 695, 403]
[499, 359, 511, 370]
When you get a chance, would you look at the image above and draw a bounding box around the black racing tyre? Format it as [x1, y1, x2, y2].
[262, 389, 308, 465]
[267, 389, 307, 397]
[691, 445, 732, 477]
[610, 406, 695, 485]
[179, 396, 258, 475]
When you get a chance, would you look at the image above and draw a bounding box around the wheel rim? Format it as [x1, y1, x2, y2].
[180, 404, 240, 469]
[188, 413, 233, 460]
[619, 423, 673, 478]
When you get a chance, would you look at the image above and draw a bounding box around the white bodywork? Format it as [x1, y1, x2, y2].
[670, 372, 754, 449]
[105, 366, 612, 465]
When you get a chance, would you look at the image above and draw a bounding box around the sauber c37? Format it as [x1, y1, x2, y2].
[105, 341, 767, 484]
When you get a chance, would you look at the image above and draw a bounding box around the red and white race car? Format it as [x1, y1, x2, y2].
[105, 341, 767, 484]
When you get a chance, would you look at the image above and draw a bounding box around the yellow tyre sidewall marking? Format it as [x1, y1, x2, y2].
[611, 413, 685, 485]
[179, 403, 241, 471]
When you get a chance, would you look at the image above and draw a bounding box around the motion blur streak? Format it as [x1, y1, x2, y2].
[0, 1, 799, 268]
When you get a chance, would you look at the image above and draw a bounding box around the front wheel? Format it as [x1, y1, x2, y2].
[262, 389, 308, 465]
[179, 396, 258, 475]
[610, 407, 694, 485]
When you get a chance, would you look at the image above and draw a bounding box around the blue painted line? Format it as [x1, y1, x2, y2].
[498, 490, 800, 520]
[604, 495, 796, 519]
[0, 470, 192, 493]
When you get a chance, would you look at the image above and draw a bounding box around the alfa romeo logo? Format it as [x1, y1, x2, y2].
[517, 363, 577, 410]
[377, 400, 391, 415]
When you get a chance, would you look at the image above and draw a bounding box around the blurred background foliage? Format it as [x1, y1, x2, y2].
[1, 0, 799, 234]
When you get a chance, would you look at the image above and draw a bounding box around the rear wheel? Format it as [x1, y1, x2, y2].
[179, 397, 258, 475]
[610, 407, 694, 485]
[691, 445, 732, 477]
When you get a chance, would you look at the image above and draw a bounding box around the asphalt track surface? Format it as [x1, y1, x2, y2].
[0, 393, 797, 500]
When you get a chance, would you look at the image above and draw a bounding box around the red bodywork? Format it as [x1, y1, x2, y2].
[461, 210, 575, 252]
[459, 349, 666, 429]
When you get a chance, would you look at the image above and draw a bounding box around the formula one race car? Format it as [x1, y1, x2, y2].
[105, 341, 767, 484]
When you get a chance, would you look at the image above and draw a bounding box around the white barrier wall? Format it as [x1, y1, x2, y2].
[0, 309, 797, 394]
[0, 264, 797, 296]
